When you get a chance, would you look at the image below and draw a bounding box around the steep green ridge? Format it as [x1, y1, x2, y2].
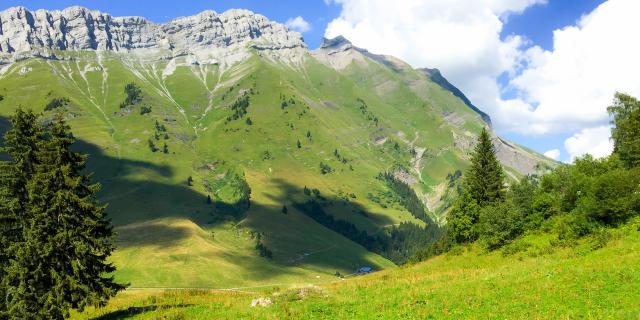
[0, 46, 551, 287]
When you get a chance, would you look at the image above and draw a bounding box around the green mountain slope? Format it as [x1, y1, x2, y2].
[0, 21, 552, 287]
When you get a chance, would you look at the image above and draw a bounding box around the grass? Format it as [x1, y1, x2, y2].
[0, 50, 553, 289]
[73, 219, 640, 319]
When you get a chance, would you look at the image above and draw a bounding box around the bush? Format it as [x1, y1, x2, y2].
[529, 192, 560, 229]
[319, 162, 333, 175]
[552, 214, 595, 246]
[140, 105, 152, 115]
[574, 168, 640, 225]
[121, 83, 142, 108]
[478, 201, 524, 250]
[446, 192, 481, 243]
[45, 97, 70, 111]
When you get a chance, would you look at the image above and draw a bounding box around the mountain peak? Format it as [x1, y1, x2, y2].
[320, 36, 353, 50]
[0, 6, 306, 57]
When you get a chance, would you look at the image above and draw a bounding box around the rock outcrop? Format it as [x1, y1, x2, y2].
[0, 6, 306, 62]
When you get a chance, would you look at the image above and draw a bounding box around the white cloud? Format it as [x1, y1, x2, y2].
[324, 0, 544, 132]
[508, 0, 640, 135]
[564, 126, 614, 161]
[324, 0, 640, 159]
[543, 149, 561, 160]
[286, 16, 311, 33]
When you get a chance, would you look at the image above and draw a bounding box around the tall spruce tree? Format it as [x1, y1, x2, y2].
[0, 109, 45, 317]
[465, 127, 505, 206]
[3, 114, 124, 319]
[446, 127, 504, 243]
[608, 92, 640, 168]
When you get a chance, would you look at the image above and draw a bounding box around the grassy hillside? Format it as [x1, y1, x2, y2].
[73, 218, 640, 319]
[0, 49, 551, 288]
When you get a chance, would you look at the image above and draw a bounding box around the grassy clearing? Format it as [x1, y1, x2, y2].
[74, 220, 640, 319]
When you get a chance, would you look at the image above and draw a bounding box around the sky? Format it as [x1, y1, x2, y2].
[2, 0, 637, 163]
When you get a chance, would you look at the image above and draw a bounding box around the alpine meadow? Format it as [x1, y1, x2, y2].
[0, 3, 638, 319]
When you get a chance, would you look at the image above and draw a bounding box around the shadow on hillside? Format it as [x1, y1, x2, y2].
[0, 115, 400, 284]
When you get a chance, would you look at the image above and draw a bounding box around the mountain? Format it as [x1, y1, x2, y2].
[421, 67, 492, 126]
[0, 6, 554, 288]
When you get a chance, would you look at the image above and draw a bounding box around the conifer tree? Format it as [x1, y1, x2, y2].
[446, 127, 504, 243]
[3, 114, 124, 319]
[465, 127, 505, 206]
[0, 108, 45, 317]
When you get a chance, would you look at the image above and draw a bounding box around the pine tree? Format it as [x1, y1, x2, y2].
[3, 114, 124, 319]
[0, 108, 45, 317]
[297, 140, 302, 149]
[465, 127, 505, 206]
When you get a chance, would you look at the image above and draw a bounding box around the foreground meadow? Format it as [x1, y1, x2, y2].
[74, 219, 640, 319]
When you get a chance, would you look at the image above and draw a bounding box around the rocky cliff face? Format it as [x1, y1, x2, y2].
[0, 6, 306, 60]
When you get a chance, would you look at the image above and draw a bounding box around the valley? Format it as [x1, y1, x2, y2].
[0, 6, 554, 289]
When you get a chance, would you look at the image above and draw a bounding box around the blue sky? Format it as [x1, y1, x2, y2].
[498, 0, 605, 157]
[3, 1, 603, 50]
[2, 1, 627, 161]
[1, 0, 340, 48]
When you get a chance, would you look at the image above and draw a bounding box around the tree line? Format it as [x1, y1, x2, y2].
[0, 109, 124, 319]
[414, 92, 640, 259]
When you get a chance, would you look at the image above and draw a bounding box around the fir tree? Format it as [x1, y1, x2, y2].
[447, 127, 504, 243]
[162, 143, 169, 154]
[148, 139, 158, 152]
[0, 108, 45, 317]
[187, 176, 194, 187]
[465, 127, 505, 206]
[3, 114, 124, 319]
[297, 140, 302, 149]
[282, 205, 288, 214]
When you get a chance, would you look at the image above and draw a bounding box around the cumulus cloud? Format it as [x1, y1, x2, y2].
[324, 0, 639, 160]
[286, 16, 311, 33]
[508, 0, 640, 135]
[324, 0, 544, 132]
[543, 149, 561, 161]
[564, 126, 614, 160]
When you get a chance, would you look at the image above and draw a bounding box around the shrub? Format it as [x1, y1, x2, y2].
[140, 105, 152, 115]
[574, 168, 640, 225]
[121, 83, 142, 108]
[553, 214, 595, 246]
[45, 97, 70, 111]
[319, 162, 333, 175]
[478, 201, 524, 250]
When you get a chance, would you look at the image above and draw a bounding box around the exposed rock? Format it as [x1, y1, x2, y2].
[453, 129, 553, 176]
[297, 285, 325, 299]
[0, 6, 306, 65]
[18, 66, 31, 74]
[250, 297, 272, 307]
[313, 35, 411, 72]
